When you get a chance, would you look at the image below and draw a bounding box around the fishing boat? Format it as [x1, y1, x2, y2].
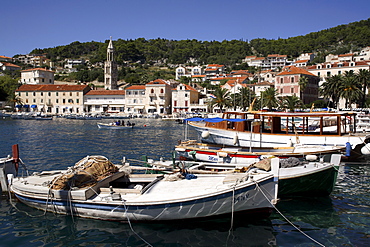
[186, 111, 370, 159]
[9, 155, 279, 221]
[167, 153, 342, 198]
[175, 140, 345, 165]
[97, 122, 135, 129]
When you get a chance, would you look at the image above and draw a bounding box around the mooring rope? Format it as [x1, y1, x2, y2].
[121, 200, 153, 247]
[253, 180, 326, 247]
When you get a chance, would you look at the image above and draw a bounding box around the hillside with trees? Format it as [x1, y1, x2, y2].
[29, 18, 370, 66]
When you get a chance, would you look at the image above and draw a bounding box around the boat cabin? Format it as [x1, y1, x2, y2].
[205, 111, 358, 136]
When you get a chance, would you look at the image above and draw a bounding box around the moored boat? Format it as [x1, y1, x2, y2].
[187, 111, 370, 159]
[9, 155, 279, 221]
[175, 140, 345, 165]
[174, 153, 342, 198]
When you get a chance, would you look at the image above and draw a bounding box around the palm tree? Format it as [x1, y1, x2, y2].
[280, 95, 303, 112]
[356, 69, 370, 108]
[261, 87, 279, 110]
[298, 76, 308, 104]
[339, 72, 363, 108]
[319, 75, 342, 108]
[235, 87, 255, 111]
[209, 87, 232, 112]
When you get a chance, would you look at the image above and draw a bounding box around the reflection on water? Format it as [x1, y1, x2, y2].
[2, 195, 276, 247]
[1, 118, 370, 246]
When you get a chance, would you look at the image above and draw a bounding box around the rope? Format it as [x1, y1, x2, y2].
[253, 179, 326, 247]
[122, 200, 153, 247]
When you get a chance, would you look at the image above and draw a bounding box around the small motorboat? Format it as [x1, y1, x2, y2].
[97, 122, 135, 129]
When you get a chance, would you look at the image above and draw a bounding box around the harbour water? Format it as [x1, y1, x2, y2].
[0, 117, 369, 246]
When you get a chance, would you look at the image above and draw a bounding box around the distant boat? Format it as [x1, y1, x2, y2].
[97, 122, 135, 129]
[9, 155, 279, 221]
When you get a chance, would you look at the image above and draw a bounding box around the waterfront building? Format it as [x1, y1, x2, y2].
[275, 66, 319, 105]
[145, 79, 172, 114]
[84, 90, 125, 114]
[104, 37, 118, 90]
[172, 83, 204, 113]
[15, 84, 90, 114]
[124, 85, 146, 115]
[20, 68, 54, 85]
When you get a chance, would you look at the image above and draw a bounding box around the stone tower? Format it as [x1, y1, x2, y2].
[104, 37, 118, 90]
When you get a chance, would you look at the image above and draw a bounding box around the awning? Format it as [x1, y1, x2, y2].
[31, 105, 37, 108]
[23, 105, 29, 108]
[147, 106, 156, 110]
[134, 106, 144, 109]
[15, 105, 22, 108]
[185, 117, 248, 123]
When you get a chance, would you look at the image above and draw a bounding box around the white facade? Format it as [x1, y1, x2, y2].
[84, 90, 125, 113]
[20, 68, 54, 85]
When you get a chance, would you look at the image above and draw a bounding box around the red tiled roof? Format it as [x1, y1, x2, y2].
[125, 85, 145, 90]
[1, 62, 21, 68]
[86, 90, 125, 95]
[0, 55, 12, 59]
[21, 68, 54, 73]
[277, 66, 316, 76]
[267, 54, 287, 58]
[338, 53, 354, 57]
[16, 84, 89, 92]
[146, 79, 167, 85]
[294, 60, 309, 63]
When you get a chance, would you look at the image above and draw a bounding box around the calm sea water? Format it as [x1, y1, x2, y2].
[0, 117, 369, 247]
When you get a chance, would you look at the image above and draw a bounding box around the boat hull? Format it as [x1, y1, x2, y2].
[278, 163, 339, 197]
[11, 172, 277, 222]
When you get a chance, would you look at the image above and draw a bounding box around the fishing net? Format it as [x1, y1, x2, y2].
[49, 156, 118, 190]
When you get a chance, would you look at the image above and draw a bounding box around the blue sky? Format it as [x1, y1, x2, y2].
[1, 0, 369, 57]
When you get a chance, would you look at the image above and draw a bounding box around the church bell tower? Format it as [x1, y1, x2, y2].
[104, 37, 118, 90]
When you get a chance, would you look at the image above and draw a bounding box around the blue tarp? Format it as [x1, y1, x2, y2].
[185, 117, 247, 123]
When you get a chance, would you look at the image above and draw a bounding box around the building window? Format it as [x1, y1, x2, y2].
[56, 99, 59, 103]
[185, 101, 188, 106]
[26, 92, 28, 96]
[41, 92, 43, 96]
[280, 88, 283, 94]
[174, 100, 177, 106]
[280, 78, 283, 83]
[291, 77, 294, 83]
[151, 89, 154, 93]
[63, 99, 65, 104]
[76, 99, 79, 104]
[327, 72, 331, 77]
[33, 99, 36, 103]
[338, 71, 342, 75]
[291, 88, 294, 93]
[48, 92, 51, 96]
[160, 89, 164, 93]
[70, 92, 72, 96]
[56, 92, 59, 96]
[33, 92, 36, 96]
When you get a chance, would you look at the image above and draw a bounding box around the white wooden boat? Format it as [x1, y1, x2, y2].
[175, 140, 345, 165]
[187, 111, 370, 158]
[9, 155, 279, 221]
[97, 122, 134, 129]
